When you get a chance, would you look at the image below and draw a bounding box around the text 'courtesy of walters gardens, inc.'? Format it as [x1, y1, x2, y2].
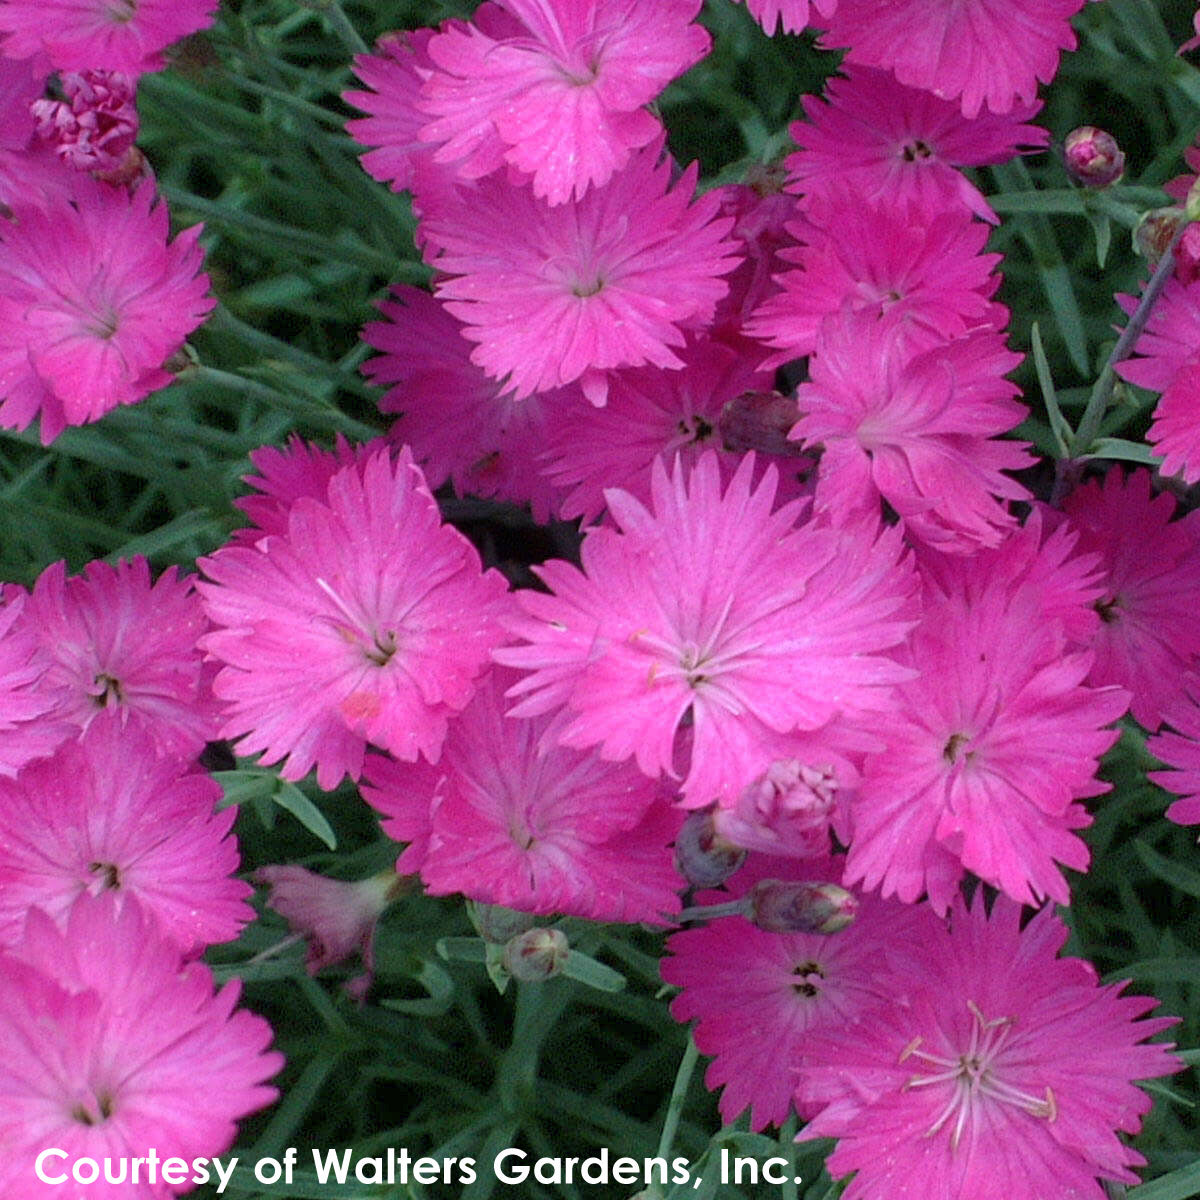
[32, 1146, 807, 1192]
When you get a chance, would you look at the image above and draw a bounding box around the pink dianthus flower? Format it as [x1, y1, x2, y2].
[734, 0, 837, 36]
[819, 0, 1087, 119]
[199, 447, 509, 789]
[417, 0, 710, 204]
[497, 452, 917, 805]
[792, 313, 1031, 552]
[787, 66, 1047, 223]
[27, 556, 219, 760]
[421, 142, 740, 402]
[745, 196, 1005, 367]
[0, 895, 281, 1199]
[0, 0, 219, 76]
[0, 587, 68, 777]
[364, 666, 683, 923]
[662, 854, 935, 1130]
[1061, 468, 1200, 728]
[799, 897, 1180, 1200]
[0, 723, 251, 953]
[0, 179, 213, 443]
[30, 69, 139, 177]
[1148, 679, 1200, 828]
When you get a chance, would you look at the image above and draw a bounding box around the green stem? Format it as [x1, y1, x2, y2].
[302, 0, 369, 55]
[780, 1114, 799, 1200]
[655, 1035, 700, 1162]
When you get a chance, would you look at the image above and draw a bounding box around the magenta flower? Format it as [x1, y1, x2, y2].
[417, 0, 710, 204]
[735, 0, 837, 36]
[364, 666, 683, 922]
[200, 447, 509, 788]
[421, 143, 740, 400]
[0, 587, 68, 777]
[362, 286, 562, 521]
[27, 556, 219, 760]
[0, 179, 213, 443]
[793, 313, 1032, 552]
[799, 897, 1180, 1200]
[662, 854, 936, 1130]
[745, 196, 1004, 366]
[30, 69, 139, 176]
[846, 553, 1128, 912]
[1062, 468, 1200, 728]
[0, 723, 251, 953]
[1148, 352, 1200, 484]
[0, 0, 218, 76]
[497, 452, 917, 805]
[0, 895, 280, 1200]
[1149, 680, 1200, 828]
[787, 66, 1048, 223]
[820, 0, 1088, 118]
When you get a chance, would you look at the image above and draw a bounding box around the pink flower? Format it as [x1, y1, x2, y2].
[497, 452, 917, 805]
[421, 142, 740, 401]
[1062, 468, 1200, 728]
[846, 547, 1128, 912]
[0, 178, 213, 443]
[0, 586, 68, 777]
[787, 66, 1048, 223]
[792, 313, 1032, 552]
[734, 0, 837, 36]
[0, 723, 251, 953]
[711, 758, 841, 859]
[364, 666, 683, 922]
[1115, 276, 1200, 395]
[540, 338, 809, 526]
[0, 895, 281, 1199]
[1148, 352, 1200, 484]
[199, 447, 509, 789]
[819, 0, 1088, 119]
[30, 69, 138, 176]
[745, 196, 1005, 366]
[1149, 679, 1200, 827]
[0, 0, 218, 76]
[417, 0, 710, 204]
[798, 897, 1181, 1200]
[27, 556, 220, 760]
[662, 854, 936, 1130]
[362, 286, 562, 521]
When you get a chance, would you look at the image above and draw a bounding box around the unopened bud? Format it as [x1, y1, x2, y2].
[719, 390, 803, 457]
[674, 809, 746, 889]
[469, 902, 536, 945]
[1064, 126, 1125, 188]
[1134, 206, 1187, 267]
[502, 927, 569, 981]
[747, 879, 857, 934]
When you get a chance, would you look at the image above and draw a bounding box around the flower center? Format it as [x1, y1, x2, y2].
[676, 415, 715, 445]
[942, 731, 974, 765]
[92, 672, 124, 707]
[89, 861, 122, 890]
[571, 274, 605, 298]
[899, 1000, 1056, 1151]
[71, 1089, 115, 1125]
[1094, 594, 1122, 624]
[791, 959, 825, 998]
[901, 139, 934, 163]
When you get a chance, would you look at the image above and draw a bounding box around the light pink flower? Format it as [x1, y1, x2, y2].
[787, 66, 1047, 223]
[745, 195, 1005, 367]
[417, 0, 710, 204]
[421, 142, 740, 401]
[497, 452, 917, 805]
[793, 312, 1031, 552]
[799, 897, 1180, 1200]
[362, 286, 562, 521]
[711, 759, 841, 859]
[0, 586, 68, 777]
[199, 447, 509, 789]
[0, 0, 218, 76]
[364, 666, 682, 922]
[662, 854, 936, 1130]
[1062, 468, 1200, 728]
[0, 178, 213, 442]
[820, 0, 1088, 118]
[0, 723, 251, 953]
[1148, 676, 1200, 828]
[27, 556, 219, 760]
[0, 895, 280, 1200]
[734, 0, 837, 36]
[846, 551, 1128, 912]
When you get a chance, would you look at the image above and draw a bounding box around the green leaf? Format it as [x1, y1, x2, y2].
[1134, 840, 1200, 902]
[272, 780, 337, 849]
[1126, 1158, 1200, 1200]
[1083, 437, 1164, 466]
[1086, 209, 1112, 268]
[380, 959, 456, 1017]
[436, 936, 489, 964]
[1030, 322, 1072, 454]
[560, 950, 627, 993]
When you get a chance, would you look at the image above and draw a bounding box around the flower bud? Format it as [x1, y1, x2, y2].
[719, 390, 803, 457]
[674, 808, 746, 889]
[1133, 206, 1186, 266]
[502, 927, 569, 981]
[747, 879, 857, 934]
[469, 902, 537, 945]
[712, 759, 837, 858]
[1064, 126, 1125, 188]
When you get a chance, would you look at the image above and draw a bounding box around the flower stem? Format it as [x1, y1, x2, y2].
[656, 1035, 700, 1162]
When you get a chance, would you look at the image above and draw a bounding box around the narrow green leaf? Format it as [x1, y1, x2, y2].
[272, 781, 337, 849]
[1030, 322, 1072, 454]
[436, 936, 489, 964]
[1125, 1158, 1200, 1200]
[1083, 438, 1164, 466]
[1134, 840, 1200, 901]
[1086, 209, 1112, 268]
[560, 950, 627, 993]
